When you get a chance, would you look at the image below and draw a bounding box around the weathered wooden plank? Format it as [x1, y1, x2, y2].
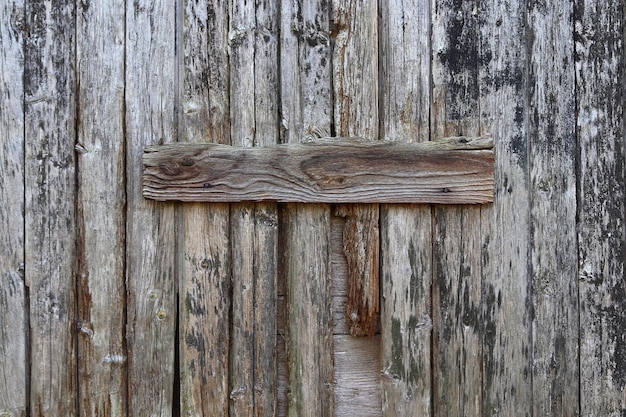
[576, 0, 626, 414]
[24, 1, 77, 415]
[379, 1, 432, 415]
[143, 138, 494, 204]
[125, 0, 177, 415]
[280, 1, 333, 415]
[228, 0, 280, 415]
[527, 1, 579, 415]
[431, 1, 483, 415]
[0, 1, 26, 416]
[178, 1, 231, 415]
[75, 1, 127, 415]
[478, 0, 533, 415]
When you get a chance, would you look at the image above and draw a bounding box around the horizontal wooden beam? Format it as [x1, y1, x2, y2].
[142, 137, 494, 204]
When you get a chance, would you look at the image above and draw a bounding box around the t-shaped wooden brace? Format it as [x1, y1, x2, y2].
[142, 136, 494, 336]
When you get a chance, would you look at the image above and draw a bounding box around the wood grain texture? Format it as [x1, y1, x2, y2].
[228, 0, 279, 415]
[75, 1, 127, 415]
[576, 0, 626, 414]
[125, 0, 177, 415]
[478, 1, 533, 415]
[430, 3, 485, 414]
[331, 0, 382, 411]
[528, 1, 579, 415]
[179, 1, 231, 415]
[143, 138, 494, 204]
[279, 2, 334, 415]
[24, 1, 78, 415]
[379, 1, 432, 415]
[0, 1, 26, 416]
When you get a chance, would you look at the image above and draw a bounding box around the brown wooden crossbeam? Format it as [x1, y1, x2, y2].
[142, 136, 494, 204]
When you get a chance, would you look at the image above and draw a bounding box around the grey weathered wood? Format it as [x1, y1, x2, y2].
[125, 1, 177, 415]
[228, 0, 279, 415]
[143, 138, 494, 204]
[179, 1, 231, 415]
[576, 0, 626, 414]
[379, 1, 433, 415]
[331, 0, 382, 412]
[478, 1, 533, 415]
[24, 1, 77, 415]
[280, 1, 334, 415]
[75, 1, 127, 415]
[430, 1, 483, 415]
[528, 1, 579, 415]
[0, 1, 26, 416]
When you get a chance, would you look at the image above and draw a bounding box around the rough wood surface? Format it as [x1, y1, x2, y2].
[379, 1, 433, 415]
[75, 1, 127, 415]
[0, 1, 26, 416]
[179, 1, 231, 415]
[527, 2, 579, 415]
[279, 2, 334, 415]
[576, 0, 626, 414]
[430, 1, 483, 415]
[228, 0, 279, 414]
[143, 138, 494, 204]
[478, 1, 533, 415]
[125, 1, 177, 415]
[331, 0, 383, 412]
[24, 1, 78, 415]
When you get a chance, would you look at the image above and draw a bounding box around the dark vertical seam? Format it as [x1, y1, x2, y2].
[428, 0, 435, 415]
[122, 0, 130, 414]
[73, 1, 81, 414]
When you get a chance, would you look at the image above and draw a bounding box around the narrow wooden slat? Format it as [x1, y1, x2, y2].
[24, 1, 77, 415]
[478, 1, 533, 415]
[125, 1, 177, 415]
[576, 0, 626, 414]
[143, 138, 494, 204]
[331, 0, 382, 413]
[527, 1, 579, 414]
[379, 1, 433, 415]
[430, 1, 483, 415]
[228, 0, 279, 415]
[75, 1, 127, 415]
[0, 1, 26, 416]
[279, 1, 333, 415]
[179, 1, 231, 415]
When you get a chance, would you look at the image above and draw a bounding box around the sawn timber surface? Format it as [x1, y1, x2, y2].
[143, 136, 494, 204]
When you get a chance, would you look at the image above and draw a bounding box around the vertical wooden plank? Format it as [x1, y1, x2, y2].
[430, 1, 482, 415]
[228, 1, 279, 415]
[378, 0, 432, 416]
[0, 2, 26, 416]
[527, 1, 579, 415]
[75, 1, 127, 415]
[179, 1, 231, 415]
[280, 1, 333, 416]
[125, 0, 177, 414]
[478, 0, 533, 415]
[576, 0, 626, 414]
[24, 1, 77, 415]
[331, 0, 380, 413]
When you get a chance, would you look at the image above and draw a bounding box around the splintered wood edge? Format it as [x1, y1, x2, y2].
[142, 136, 495, 204]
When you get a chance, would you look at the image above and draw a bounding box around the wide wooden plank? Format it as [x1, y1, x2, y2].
[279, 1, 334, 415]
[143, 137, 494, 204]
[75, 0, 127, 415]
[478, 0, 533, 415]
[24, 1, 78, 415]
[178, 1, 231, 415]
[228, 0, 279, 414]
[379, 0, 433, 415]
[527, 1, 579, 415]
[430, 0, 483, 415]
[125, 0, 177, 415]
[576, 0, 626, 414]
[0, 1, 26, 416]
